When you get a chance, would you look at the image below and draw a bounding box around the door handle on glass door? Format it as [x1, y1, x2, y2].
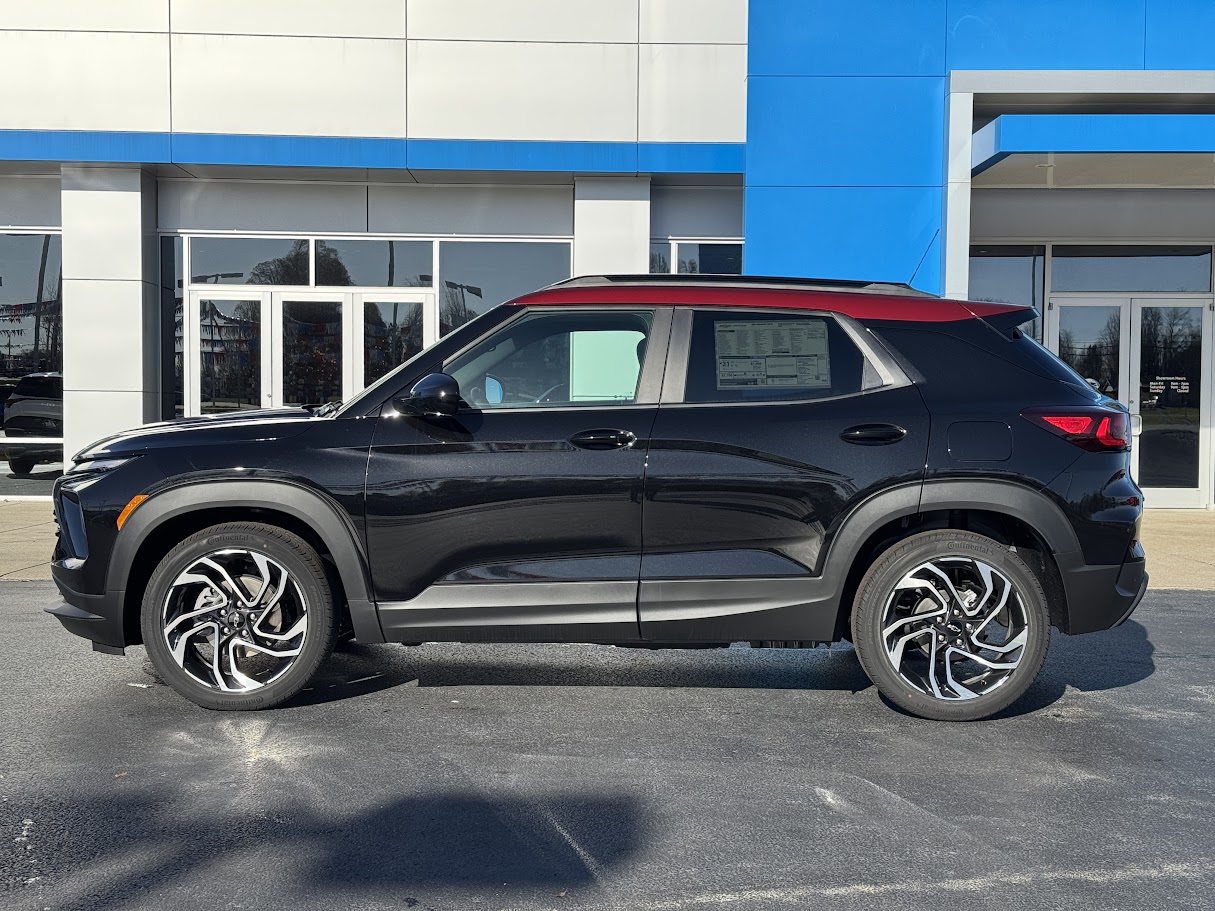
[840, 423, 907, 445]
[570, 429, 636, 450]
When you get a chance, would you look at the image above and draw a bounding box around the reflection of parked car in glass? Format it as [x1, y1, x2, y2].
[0, 381, 16, 424]
[3, 372, 63, 476]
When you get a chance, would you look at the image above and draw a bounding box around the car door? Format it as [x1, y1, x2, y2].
[640, 307, 930, 643]
[366, 305, 671, 642]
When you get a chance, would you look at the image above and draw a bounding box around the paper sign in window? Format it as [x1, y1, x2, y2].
[714, 319, 831, 390]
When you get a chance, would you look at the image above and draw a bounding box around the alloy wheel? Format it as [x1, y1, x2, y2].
[880, 555, 1029, 701]
[161, 548, 308, 693]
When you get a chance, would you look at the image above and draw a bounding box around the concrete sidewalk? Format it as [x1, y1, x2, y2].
[1, 497, 1211, 588]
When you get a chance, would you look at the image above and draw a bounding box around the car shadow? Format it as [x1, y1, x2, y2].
[23, 786, 646, 911]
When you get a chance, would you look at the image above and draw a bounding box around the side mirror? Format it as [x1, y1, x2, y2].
[393, 373, 460, 417]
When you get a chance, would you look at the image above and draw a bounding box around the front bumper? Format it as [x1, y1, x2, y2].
[1058, 540, 1148, 635]
[47, 563, 127, 651]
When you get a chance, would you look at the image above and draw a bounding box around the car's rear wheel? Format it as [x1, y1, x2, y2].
[7, 456, 34, 476]
[851, 530, 1050, 721]
[140, 522, 338, 710]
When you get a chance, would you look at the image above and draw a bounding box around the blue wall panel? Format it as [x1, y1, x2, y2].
[945, 0, 1148, 70]
[749, 0, 945, 76]
[747, 76, 945, 187]
[745, 186, 943, 288]
[1145, 0, 1215, 68]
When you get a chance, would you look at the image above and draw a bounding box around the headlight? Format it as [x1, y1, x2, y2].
[67, 457, 136, 475]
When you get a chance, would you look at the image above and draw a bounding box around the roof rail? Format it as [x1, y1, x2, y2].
[546, 274, 937, 298]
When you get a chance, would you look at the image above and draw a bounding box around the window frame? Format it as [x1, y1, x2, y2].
[439, 305, 674, 414]
[660, 306, 906, 407]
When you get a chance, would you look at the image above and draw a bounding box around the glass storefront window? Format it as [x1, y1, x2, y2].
[649, 242, 672, 274]
[1056, 305, 1122, 397]
[282, 300, 342, 407]
[1138, 305, 1203, 488]
[677, 242, 743, 274]
[190, 237, 309, 286]
[317, 240, 432, 288]
[364, 300, 423, 386]
[1051, 245, 1212, 293]
[1, 233, 63, 490]
[160, 236, 184, 418]
[969, 245, 1045, 340]
[200, 299, 261, 414]
[438, 241, 571, 335]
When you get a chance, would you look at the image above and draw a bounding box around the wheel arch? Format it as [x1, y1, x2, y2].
[825, 479, 1079, 638]
[110, 480, 382, 646]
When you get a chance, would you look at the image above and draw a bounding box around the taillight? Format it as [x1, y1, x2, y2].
[1022, 408, 1130, 452]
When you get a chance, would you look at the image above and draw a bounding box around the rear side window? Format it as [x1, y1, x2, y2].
[683, 311, 865, 404]
[14, 376, 61, 398]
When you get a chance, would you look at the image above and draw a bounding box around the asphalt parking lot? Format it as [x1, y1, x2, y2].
[2, 582, 1213, 911]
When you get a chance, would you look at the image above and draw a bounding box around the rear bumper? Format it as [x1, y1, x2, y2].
[1058, 540, 1148, 635]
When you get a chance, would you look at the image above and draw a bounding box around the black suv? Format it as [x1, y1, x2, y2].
[48, 276, 1147, 721]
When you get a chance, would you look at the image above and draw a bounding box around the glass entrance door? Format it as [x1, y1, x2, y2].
[194, 293, 271, 414]
[1130, 300, 1212, 508]
[271, 293, 346, 410]
[1048, 296, 1213, 507]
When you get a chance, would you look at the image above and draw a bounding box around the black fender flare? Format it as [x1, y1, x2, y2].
[108, 479, 383, 643]
[819, 478, 1081, 620]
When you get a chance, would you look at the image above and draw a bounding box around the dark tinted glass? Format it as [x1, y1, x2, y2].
[364, 300, 423, 387]
[317, 240, 432, 288]
[439, 241, 571, 335]
[190, 237, 309, 286]
[160, 236, 184, 417]
[969, 244, 1044, 340]
[677, 243, 743, 275]
[649, 242, 672, 274]
[684, 311, 864, 403]
[0, 233, 63, 376]
[13, 375, 61, 397]
[1138, 306, 1203, 488]
[200, 299, 261, 414]
[282, 300, 342, 407]
[1057, 305, 1121, 397]
[1052, 245, 1212, 293]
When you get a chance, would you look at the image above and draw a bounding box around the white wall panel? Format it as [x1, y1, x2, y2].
[61, 279, 150, 393]
[640, 0, 747, 44]
[171, 0, 405, 39]
[0, 0, 169, 33]
[368, 185, 573, 236]
[407, 40, 637, 141]
[638, 44, 746, 143]
[971, 189, 1215, 241]
[63, 390, 155, 455]
[158, 180, 368, 232]
[0, 177, 61, 227]
[649, 186, 742, 239]
[171, 34, 405, 137]
[61, 190, 145, 281]
[0, 31, 169, 132]
[574, 178, 650, 274]
[407, 0, 638, 43]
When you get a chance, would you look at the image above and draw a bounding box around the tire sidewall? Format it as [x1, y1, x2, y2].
[852, 531, 1051, 722]
[141, 524, 334, 710]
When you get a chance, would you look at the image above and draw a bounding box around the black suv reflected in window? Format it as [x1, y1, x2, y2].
[47, 277, 1146, 722]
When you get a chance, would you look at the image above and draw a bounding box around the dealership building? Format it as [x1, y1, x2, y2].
[1, 0, 1214, 506]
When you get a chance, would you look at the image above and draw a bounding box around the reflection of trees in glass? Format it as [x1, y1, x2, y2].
[1139, 307, 1201, 410]
[649, 250, 670, 274]
[284, 301, 342, 406]
[1059, 310, 1121, 395]
[441, 282, 483, 335]
[246, 240, 353, 287]
[365, 302, 423, 385]
[201, 300, 260, 410]
[0, 235, 63, 375]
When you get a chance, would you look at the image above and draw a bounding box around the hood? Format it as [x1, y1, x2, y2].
[74, 407, 315, 461]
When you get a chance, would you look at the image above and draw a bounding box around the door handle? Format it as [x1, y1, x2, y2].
[840, 423, 907, 445]
[570, 428, 636, 450]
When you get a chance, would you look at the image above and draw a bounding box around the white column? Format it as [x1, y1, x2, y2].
[943, 90, 974, 300]
[573, 177, 651, 275]
[60, 166, 160, 462]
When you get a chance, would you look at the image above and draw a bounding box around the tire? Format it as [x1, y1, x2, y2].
[140, 521, 338, 710]
[7, 456, 34, 476]
[851, 530, 1050, 722]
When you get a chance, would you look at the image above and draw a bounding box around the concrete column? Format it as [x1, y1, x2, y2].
[573, 177, 651, 276]
[942, 90, 974, 300]
[60, 166, 160, 462]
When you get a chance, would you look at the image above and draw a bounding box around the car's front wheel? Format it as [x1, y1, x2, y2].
[851, 530, 1050, 721]
[140, 522, 338, 710]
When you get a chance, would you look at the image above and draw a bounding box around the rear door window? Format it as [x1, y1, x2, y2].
[683, 310, 866, 403]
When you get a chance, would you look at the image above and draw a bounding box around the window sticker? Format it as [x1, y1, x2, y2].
[714, 319, 831, 390]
